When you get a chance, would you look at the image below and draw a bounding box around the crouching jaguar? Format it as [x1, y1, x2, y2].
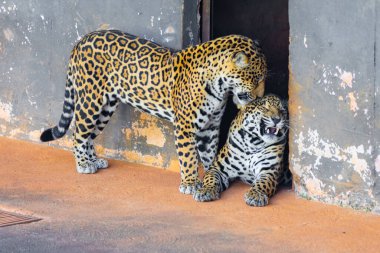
[194, 94, 289, 205]
[40, 30, 267, 194]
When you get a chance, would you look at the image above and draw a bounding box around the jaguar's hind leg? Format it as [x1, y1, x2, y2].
[244, 170, 280, 207]
[87, 138, 108, 170]
[73, 96, 103, 174]
[73, 125, 97, 174]
[87, 97, 119, 170]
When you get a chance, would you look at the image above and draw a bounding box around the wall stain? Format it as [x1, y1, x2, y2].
[0, 100, 13, 122]
[347, 92, 359, 112]
[124, 113, 166, 148]
[289, 63, 377, 211]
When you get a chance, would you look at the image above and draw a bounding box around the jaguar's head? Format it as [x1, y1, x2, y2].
[241, 94, 288, 145]
[218, 35, 267, 107]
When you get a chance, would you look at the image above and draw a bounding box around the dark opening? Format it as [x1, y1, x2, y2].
[202, 0, 289, 164]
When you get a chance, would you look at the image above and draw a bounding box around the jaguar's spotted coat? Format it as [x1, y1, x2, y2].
[194, 95, 289, 205]
[40, 30, 267, 194]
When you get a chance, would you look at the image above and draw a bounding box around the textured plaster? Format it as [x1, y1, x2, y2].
[289, 0, 379, 212]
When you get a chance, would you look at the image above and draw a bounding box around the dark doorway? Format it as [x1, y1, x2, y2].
[202, 0, 289, 149]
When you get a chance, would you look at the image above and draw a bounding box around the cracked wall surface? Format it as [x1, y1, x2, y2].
[0, 0, 199, 171]
[289, 0, 380, 212]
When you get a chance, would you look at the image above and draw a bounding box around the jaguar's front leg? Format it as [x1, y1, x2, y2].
[194, 144, 231, 202]
[175, 128, 201, 195]
[193, 165, 228, 202]
[195, 125, 220, 171]
[244, 171, 280, 207]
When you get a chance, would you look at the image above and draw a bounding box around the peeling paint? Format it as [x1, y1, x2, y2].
[166, 158, 180, 172]
[163, 25, 175, 43]
[124, 113, 166, 148]
[55, 136, 73, 149]
[9, 128, 23, 138]
[3, 28, 14, 41]
[28, 130, 41, 141]
[338, 70, 354, 89]
[304, 170, 326, 196]
[315, 64, 362, 114]
[346, 147, 368, 179]
[164, 25, 175, 34]
[303, 34, 308, 48]
[0, 124, 6, 133]
[317, 65, 355, 94]
[95, 145, 120, 158]
[376, 155, 380, 175]
[0, 2, 17, 14]
[347, 92, 359, 112]
[123, 150, 164, 168]
[74, 22, 81, 41]
[295, 128, 373, 186]
[150, 16, 154, 27]
[132, 123, 166, 147]
[0, 101, 13, 122]
[97, 23, 110, 30]
[124, 128, 132, 140]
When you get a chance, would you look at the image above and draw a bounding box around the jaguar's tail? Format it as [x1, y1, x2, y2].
[40, 77, 75, 142]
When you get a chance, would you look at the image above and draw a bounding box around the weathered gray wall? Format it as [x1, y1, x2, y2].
[0, 0, 199, 171]
[289, 0, 380, 212]
[374, 0, 380, 213]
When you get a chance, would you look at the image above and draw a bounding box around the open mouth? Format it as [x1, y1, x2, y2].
[265, 127, 279, 136]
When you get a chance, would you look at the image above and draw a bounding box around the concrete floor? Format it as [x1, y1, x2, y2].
[1, 137, 380, 253]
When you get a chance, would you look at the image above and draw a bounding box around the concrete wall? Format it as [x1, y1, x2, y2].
[0, 0, 199, 171]
[289, 0, 380, 212]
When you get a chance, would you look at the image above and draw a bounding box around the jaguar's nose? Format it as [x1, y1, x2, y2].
[272, 117, 281, 124]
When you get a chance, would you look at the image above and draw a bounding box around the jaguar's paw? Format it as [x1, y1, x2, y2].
[179, 179, 202, 195]
[92, 158, 109, 169]
[244, 190, 269, 207]
[76, 162, 97, 174]
[193, 186, 220, 202]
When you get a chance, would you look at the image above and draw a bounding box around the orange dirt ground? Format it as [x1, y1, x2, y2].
[1, 136, 380, 252]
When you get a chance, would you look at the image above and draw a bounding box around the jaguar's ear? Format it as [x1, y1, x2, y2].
[233, 51, 249, 68]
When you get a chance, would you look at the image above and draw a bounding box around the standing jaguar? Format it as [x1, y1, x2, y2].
[194, 94, 289, 205]
[40, 30, 267, 194]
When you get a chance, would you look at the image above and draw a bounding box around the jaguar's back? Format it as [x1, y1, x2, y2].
[70, 30, 175, 121]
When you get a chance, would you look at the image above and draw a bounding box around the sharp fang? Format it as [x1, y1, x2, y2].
[265, 128, 270, 134]
[275, 128, 279, 135]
